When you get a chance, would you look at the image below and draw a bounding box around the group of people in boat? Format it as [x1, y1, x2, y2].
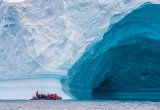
[32, 91, 62, 100]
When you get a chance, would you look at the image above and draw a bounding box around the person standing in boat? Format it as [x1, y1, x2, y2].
[47, 93, 51, 100]
[36, 91, 39, 99]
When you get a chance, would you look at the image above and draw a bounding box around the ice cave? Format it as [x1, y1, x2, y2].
[64, 3, 160, 100]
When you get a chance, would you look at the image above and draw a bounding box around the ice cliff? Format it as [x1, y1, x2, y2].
[0, 0, 122, 78]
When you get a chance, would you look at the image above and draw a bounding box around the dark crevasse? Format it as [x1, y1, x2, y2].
[63, 3, 160, 100]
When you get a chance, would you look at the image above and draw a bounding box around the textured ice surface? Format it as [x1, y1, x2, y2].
[0, 0, 159, 78]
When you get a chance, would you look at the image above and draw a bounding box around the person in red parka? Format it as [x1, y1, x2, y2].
[47, 94, 51, 100]
[53, 93, 58, 100]
[36, 91, 38, 99]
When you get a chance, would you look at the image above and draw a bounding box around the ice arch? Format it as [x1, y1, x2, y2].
[64, 3, 160, 100]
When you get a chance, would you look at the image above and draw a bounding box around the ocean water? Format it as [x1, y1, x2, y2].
[0, 100, 160, 110]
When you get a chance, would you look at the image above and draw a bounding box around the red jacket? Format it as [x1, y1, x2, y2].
[53, 94, 58, 99]
[47, 94, 51, 99]
[36, 91, 38, 97]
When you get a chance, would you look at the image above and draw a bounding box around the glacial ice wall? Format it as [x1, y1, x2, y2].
[65, 3, 160, 100]
[1, 0, 159, 79]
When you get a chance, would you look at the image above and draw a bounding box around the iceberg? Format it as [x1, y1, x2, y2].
[64, 3, 160, 100]
[0, 0, 160, 100]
